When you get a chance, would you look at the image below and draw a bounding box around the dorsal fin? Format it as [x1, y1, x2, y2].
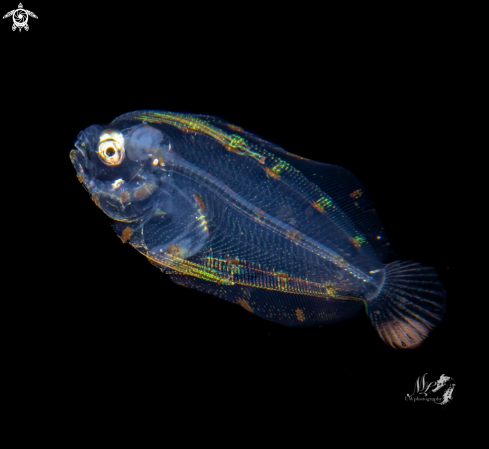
[262, 149, 395, 263]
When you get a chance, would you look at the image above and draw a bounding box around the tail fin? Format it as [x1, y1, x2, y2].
[367, 261, 446, 349]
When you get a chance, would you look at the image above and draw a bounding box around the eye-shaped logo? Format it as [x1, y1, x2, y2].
[2, 3, 37, 32]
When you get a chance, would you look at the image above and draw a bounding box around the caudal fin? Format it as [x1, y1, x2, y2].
[367, 261, 446, 349]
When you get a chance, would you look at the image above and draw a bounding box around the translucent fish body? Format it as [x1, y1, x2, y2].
[70, 111, 446, 348]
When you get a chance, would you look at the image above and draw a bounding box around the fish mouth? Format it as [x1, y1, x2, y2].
[70, 140, 96, 191]
[74, 140, 86, 157]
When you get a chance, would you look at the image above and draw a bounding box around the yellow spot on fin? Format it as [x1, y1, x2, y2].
[121, 227, 133, 243]
[264, 167, 280, 179]
[238, 299, 253, 313]
[227, 124, 244, 132]
[349, 189, 363, 199]
[166, 245, 182, 257]
[350, 236, 366, 248]
[194, 193, 205, 212]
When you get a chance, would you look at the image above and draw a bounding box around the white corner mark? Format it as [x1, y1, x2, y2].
[3, 3, 37, 32]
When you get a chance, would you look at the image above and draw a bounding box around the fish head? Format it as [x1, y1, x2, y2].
[70, 122, 174, 224]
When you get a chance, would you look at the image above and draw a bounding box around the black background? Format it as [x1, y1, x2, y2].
[2, 2, 470, 424]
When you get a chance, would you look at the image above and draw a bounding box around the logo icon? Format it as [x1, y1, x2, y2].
[406, 373, 455, 406]
[3, 3, 37, 32]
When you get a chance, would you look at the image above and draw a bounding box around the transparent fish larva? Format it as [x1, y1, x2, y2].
[70, 110, 446, 348]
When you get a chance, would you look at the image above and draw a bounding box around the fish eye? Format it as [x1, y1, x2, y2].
[98, 129, 125, 166]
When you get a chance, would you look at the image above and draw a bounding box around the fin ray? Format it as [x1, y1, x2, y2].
[367, 261, 446, 348]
